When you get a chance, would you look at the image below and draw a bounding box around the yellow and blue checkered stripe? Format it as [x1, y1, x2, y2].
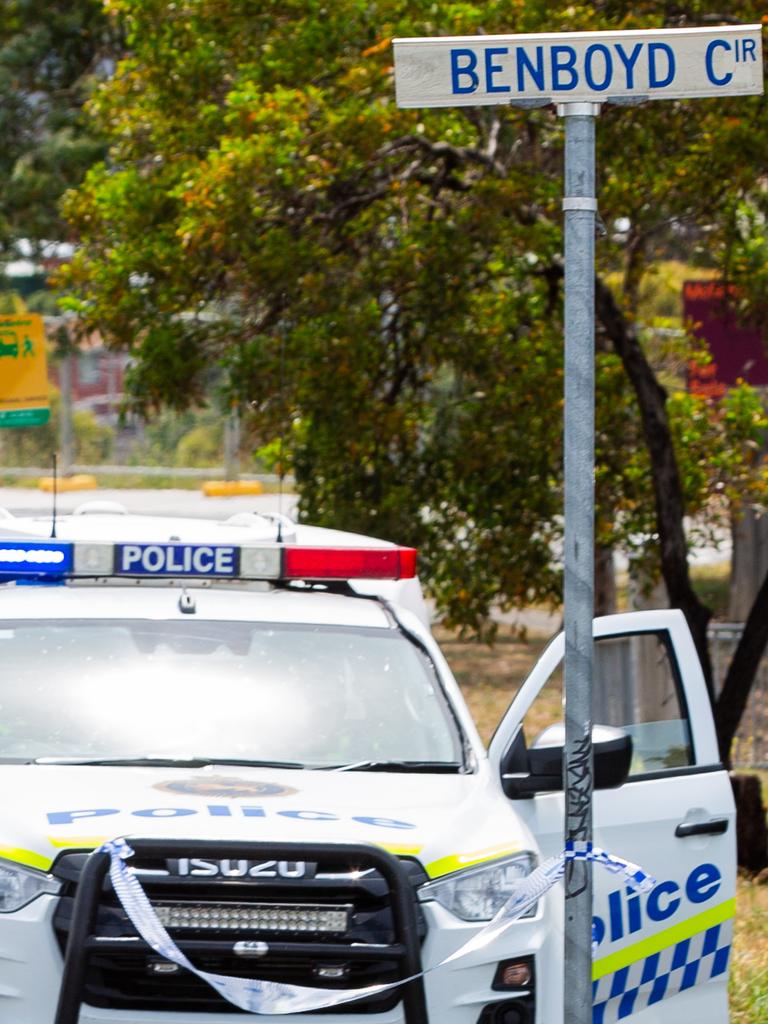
[592, 900, 734, 1023]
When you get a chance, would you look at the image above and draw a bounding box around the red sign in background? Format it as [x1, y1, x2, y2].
[683, 280, 768, 397]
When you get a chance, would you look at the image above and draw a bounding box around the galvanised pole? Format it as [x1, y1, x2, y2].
[559, 101, 599, 1024]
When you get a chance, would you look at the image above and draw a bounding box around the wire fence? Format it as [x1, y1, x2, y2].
[710, 623, 768, 769]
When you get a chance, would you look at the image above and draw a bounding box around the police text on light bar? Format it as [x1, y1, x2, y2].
[0, 540, 417, 582]
[117, 544, 238, 577]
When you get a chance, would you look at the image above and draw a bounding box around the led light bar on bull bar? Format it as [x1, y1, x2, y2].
[0, 539, 417, 581]
[154, 900, 351, 933]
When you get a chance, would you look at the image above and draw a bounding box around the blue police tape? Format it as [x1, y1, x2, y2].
[97, 837, 655, 1015]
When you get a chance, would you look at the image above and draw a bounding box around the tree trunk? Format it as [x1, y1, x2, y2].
[594, 278, 714, 694]
[594, 544, 616, 616]
[730, 774, 768, 873]
[715, 564, 768, 763]
[593, 277, 768, 769]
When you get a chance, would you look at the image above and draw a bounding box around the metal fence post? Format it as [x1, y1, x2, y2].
[223, 405, 241, 481]
[59, 348, 74, 476]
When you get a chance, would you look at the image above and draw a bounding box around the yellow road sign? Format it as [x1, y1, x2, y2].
[0, 314, 50, 427]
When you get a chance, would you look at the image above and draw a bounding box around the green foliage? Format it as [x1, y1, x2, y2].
[670, 383, 768, 520]
[0, 389, 112, 465]
[690, 564, 731, 620]
[0, 0, 122, 263]
[59, 0, 768, 632]
[128, 407, 224, 467]
[175, 423, 223, 467]
[0, 290, 25, 314]
[724, 200, 768, 340]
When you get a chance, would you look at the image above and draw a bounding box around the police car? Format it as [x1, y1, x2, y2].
[0, 503, 735, 1023]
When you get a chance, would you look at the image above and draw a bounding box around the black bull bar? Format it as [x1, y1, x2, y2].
[53, 837, 429, 1023]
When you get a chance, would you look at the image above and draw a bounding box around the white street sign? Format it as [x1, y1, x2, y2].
[394, 25, 763, 107]
[392, 21, 764, 1024]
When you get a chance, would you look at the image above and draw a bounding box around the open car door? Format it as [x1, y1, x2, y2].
[489, 610, 735, 1024]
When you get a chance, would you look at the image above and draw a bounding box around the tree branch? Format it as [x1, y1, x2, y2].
[715, 566, 768, 764]
[593, 275, 715, 694]
[376, 134, 507, 176]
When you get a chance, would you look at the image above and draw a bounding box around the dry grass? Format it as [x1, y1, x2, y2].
[434, 626, 562, 743]
[438, 625, 768, 1023]
[731, 771, 768, 1024]
[731, 875, 768, 1024]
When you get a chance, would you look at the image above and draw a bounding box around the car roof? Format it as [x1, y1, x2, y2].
[0, 502, 390, 547]
[0, 582, 394, 628]
[0, 503, 431, 627]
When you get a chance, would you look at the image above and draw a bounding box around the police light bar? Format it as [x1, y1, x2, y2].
[0, 541, 73, 575]
[283, 546, 417, 580]
[0, 540, 417, 582]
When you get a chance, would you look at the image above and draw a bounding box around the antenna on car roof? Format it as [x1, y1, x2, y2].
[50, 452, 58, 539]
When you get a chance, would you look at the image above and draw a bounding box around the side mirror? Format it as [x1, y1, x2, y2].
[501, 724, 632, 799]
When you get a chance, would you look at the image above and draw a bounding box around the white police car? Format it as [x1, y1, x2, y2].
[0, 504, 735, 1023]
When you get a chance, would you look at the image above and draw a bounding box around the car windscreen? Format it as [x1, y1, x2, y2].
[0, 619, 463, 766]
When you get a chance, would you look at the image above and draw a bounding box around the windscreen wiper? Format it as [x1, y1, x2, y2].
[322, 760, 463, 773]
[33, 756, 306, 769]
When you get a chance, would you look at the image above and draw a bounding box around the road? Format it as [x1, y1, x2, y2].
[0, 486, 299, 522]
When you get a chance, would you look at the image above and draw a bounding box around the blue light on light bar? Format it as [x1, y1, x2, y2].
[0, 541, 74, 575]
[115, 543, 239, 577]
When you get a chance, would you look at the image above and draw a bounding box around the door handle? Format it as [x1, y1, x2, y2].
[675, 818, 729, 838]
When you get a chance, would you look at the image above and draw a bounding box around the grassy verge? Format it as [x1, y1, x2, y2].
[434, 626, 549, 740]
[690, 561, 731, 620]
[0, 473, 294, 492]
[438, 625, 768, 1023]
[731, 876, 768, 1024]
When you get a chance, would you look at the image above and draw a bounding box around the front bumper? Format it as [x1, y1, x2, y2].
[0, 898, 560, 1024]
[0, 840, 564, 1024]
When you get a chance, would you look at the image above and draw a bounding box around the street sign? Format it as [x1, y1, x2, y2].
[0, 314, 50, 428]
[394, 25, 763, 108]
[393, 20, 763, 1024]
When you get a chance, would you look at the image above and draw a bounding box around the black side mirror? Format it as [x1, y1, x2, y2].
[501, 724, 632, 799]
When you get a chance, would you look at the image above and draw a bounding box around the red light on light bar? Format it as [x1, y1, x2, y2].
[282, 546, 417, 580]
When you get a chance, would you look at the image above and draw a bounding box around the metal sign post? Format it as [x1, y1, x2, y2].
[393, 24, 763, 1024]
[560, 101, 598, 1022]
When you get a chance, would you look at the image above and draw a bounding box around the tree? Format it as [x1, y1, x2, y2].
[0, 0, 121, 268]
[60, 0, 768, 772]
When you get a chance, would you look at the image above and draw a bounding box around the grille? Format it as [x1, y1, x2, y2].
[52, 845, 428, 1015]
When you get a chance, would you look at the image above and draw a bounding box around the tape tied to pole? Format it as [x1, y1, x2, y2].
[97, 837, 655, 1015]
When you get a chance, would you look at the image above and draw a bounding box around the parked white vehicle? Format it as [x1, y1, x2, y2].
[0, 505, 735, 1023]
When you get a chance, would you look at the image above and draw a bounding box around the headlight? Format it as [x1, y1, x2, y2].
[418, 853, 535, 922]
[0, 858, 60, 913]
